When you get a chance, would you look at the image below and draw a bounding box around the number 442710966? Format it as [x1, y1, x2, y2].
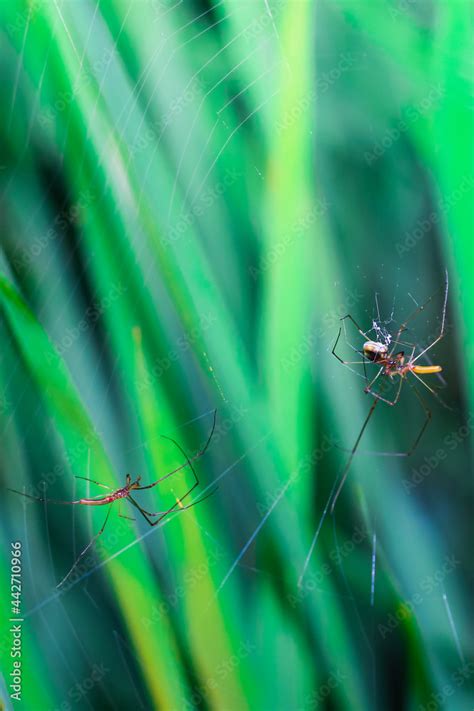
[10, 542, 22, 616]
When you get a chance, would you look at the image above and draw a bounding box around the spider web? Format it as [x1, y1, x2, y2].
[1, 3, 293, 708]
[1, 2, 470, 709]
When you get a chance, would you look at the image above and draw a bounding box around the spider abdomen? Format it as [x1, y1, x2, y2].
[363, 340, 388, 361]
[412, 364, 443, 374]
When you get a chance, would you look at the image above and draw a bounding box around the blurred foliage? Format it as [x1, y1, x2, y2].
[0, 1, 472, 710]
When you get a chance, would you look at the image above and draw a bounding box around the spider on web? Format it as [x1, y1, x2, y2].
[298, 272, 450, 587]
[9, 411, 217, 588]
[329, 270, 450, 512]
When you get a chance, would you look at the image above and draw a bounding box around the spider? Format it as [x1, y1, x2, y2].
[9, 411, 217, 588]
[329, 271, 449, 512]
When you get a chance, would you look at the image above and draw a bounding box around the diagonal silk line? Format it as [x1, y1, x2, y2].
[370, 530, 377, 607]
[188, 88, 280, 215]
[7, 6, 32, 132]
[214, 472, 293, 598]
[442, 588, 465, 666]
[52, 0, 81, 63]
[297, 471, 340, 588]
[124, 408, 216, 454]
[25, 431, 270, 617]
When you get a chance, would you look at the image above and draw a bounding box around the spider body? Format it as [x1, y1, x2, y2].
[327, 271, 449, 513]
[299, 274, 450, 583]
[362, 341, 442, 380]
[362, 340, 388, 360]
[77, 474, 142, 506]
[9, 412, 217, 588]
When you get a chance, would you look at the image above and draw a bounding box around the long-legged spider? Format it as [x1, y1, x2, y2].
[329, 271, 449, 513]
[9, 411, 217, 588]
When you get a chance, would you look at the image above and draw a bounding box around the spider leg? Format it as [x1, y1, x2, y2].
[148, 487, 218, 516]
[412, 333, 447, 364]
[56, 505, 113, 589]
[135, 410, 216, 491]
[117, 501, 135, 521]
[8, 489, 84, 505]
[131, 479, 198, 522]
[127, 488, 217, 527]
[364, 366, 384, 394]
[410, 371, 452, 410]
[131, 489, 197, 517]
[412, 270, 448, 363]
[331, 327, 376, 385]
[362, 354, 368, 383]
[393, 337, 446, 386]
[390, 270, 448, 358]
[130, 430, 202, 525]
[329, 398, 379, 514]
[336, 376, 433, 457]
[130, 425, 219, 527]
[402, 380, 432, 456]
[389, 337, 416, 349]
[339, 317, 374, 364]
[365, 373, 404, 406]
[75, 475, 112, 491]
[125, 496, 154, 525]
[339, 314, 370, 339]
